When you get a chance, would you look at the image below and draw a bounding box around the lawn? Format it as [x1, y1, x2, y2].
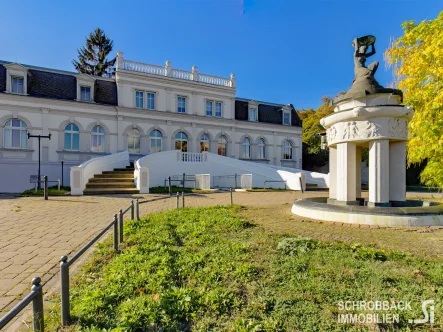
[20, 186, 70, 196]
[46, 206, 443, 331]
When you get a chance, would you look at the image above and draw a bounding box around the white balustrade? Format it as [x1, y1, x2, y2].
[181, 152, 204, 163]
[118, 56, 234, 88]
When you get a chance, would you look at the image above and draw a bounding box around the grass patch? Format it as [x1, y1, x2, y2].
[20, 186, 70, 196]
[46, 206, 443, 330]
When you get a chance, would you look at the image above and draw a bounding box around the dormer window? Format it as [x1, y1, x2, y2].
[80, 86, 91, 102]
[283, 111, 291, 125]
[11, 77, 24, 94]
[4, 63, 28, 95]
[249, 109, 257, 122]
[76, 74, 95, 102]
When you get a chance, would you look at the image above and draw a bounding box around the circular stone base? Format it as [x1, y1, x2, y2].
[292, 197, 443, 227]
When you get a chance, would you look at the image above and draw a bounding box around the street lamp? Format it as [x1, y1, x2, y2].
[27, 132, 51, 189]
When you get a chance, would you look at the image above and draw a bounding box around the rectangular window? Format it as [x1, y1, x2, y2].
[283, 112, 290, 125]
[249, 109, 257, 122]
[135, 91, 144, 108]
[177, 96, 186, 113]
[215, 102, 222, 117]
[11, 77, 24, 94]
[80, 86, 91, 102]
[206, 101, 213, 116]
[147, 92, 155, 110]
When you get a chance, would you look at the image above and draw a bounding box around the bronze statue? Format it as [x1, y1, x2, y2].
[353, 35, 379, 83]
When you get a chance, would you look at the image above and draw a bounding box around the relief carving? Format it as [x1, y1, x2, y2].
[388, 118, 408, 138]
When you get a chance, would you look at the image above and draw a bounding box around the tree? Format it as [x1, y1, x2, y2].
[73, 28, 116, 77]
[385, 12, 443, 187]
[297, 96, 334, 154]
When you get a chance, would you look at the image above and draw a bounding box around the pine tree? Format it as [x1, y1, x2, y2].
[73, 28, 116, 77]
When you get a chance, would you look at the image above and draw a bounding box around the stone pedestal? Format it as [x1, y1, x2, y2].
[320, 92, 413, 208]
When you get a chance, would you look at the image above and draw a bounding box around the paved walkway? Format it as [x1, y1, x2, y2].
[0, 190, 438, 318]
[0, 190, 316, 316]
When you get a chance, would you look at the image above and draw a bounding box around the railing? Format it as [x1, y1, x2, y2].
[122, 60, 166, 76]
[181, 152, 204, 162]
[264, 180, 287, 190]
[198, 73, 231, 87]
[171, 69, 192, 80]
[117, 53, 235, 88]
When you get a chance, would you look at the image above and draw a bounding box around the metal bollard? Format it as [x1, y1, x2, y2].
[119, 209, 124, 243]
[31, 277, 44, 332]
[176, 192, 179, 209]
[182, 191, 185, 208]
[183, 173, 185, 190]
[113, 214, 119, 251]
[131, 200, 134, 220]
[136, 199, 140, 221]
[230, 187, 233, 206]
[60, 256, 70, 326]
[61, 160, 64, 188]
[168, 176, 172, 196]
[44, 176, 48, 200]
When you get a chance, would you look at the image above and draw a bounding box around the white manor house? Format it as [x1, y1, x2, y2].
[0, 52, 303, 192]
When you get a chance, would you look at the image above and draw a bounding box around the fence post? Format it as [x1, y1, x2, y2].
[264, 181, 266, 190]
[60, 256, 70, 326]
[230, 187, 233, 206]
[131, 200, 134, 220]
[168, 176, 172, 196]
[182, 191, 185, 208]
[119, 209, 124, 243]
[183, 173, 185, 190]
[44, 176, 48, 200]
[113, 214, 119, 251]
[176, 192, 179, 209]
[31, 277, 44, 332]
[299, 177, 304, 193]
[61, 160, 64, 188]
[234, 173, 238, 188]
[136, 199, 140, 221]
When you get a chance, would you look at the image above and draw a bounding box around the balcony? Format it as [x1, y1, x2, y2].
[116, 51, 235, 89]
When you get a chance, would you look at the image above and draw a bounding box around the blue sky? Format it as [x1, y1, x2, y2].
[0, 0, 441, 109]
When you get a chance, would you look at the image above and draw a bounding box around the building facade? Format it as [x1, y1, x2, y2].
[0, 52, 302, 192]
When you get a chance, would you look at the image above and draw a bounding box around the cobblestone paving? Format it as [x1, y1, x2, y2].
[0, 190, 439, 318]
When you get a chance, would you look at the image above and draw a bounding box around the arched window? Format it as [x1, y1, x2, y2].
[175, 132, 188, 152]
[200, 134, 210, 152]
[150, 130, 162, 154]
[241, 137, 251, 159]
[128, 128, 140, 153]
[257, 138, 266, 159]
[217, 135, 227, 156]
[283, 140, 293, 160]
[91, 125, 105, 152]
[64, 123, 80, 151]
[4, 119, 27, 148]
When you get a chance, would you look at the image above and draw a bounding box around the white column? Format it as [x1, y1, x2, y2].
[328, 146, 337, 200]
[356, 146, 362, 198]
[336, 142, 357, 203]
[369, 140, 390, 206]
[389, 141, 406, 202]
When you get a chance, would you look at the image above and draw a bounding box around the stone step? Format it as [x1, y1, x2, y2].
[89, 177, 134, 183]
[102, 170, 134, 175]
[113, 168, 135, 172]
[94, 173, 134, 178]
[86, 182, 136, 189]
[84, 188, 140, 195]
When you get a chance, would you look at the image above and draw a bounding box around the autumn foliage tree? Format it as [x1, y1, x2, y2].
[385, 11, 443, 187]
[297, 96, 334, 154]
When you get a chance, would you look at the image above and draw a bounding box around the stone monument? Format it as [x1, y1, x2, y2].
[320, 35, 413, 207]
